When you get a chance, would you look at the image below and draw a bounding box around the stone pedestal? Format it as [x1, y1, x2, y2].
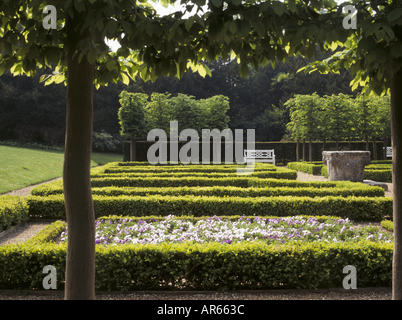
[322, 151, 371, 182]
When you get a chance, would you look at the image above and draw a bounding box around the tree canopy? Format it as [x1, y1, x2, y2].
[2, 0, 402, 300]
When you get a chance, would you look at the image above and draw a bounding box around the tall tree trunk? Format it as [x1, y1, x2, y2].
[309, 137, 312, 162]
[348, 137, 351, 150]
[323, 138, 326, 153]
[384, 138, 388, 160]
[302, 139, 306, 161]
[130, 137, 136, 161]
[64, 12, 95, 300]
[296, 139, 300, 162]
[373, 137, 377, 160]
[336, 140, 338, 151]
[366, 135, 369, 151]
[391, 69, 402, 300]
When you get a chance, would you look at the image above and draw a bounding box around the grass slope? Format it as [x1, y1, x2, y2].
[0, 146, 122, 194]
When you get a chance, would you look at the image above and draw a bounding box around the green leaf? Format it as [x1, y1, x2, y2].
[239, 20, 250, 37]
[185, 17, 195, 32]
[288, 0, 297, 13]
[382, 25, 395, 40]
[96, 20, 104, 32]
[121, 72, 130, 85]
[272, 1, 286, 16]
[211, 0, 223, 7]
[106, 19, 118, 36]
[87, 48, 97, 64]
[391, 43, 402, 58]
[160, 0, 170, 8]
[74, 0, 86, 14]
[387, 8, 402, 22]
[365, 23, 381, 37]
[240, 63, 249, 77]
[253, 20, 266, 37]
[8, 33, 18, 46]
[229, 21, 237, 35]
[27, 45, 39, 61]
[47, 48, 60, 64]
[194, 0, 206, 6]
[307, 44, 316, 58]
[107, 59, 116, 71]
[260, 1, 270, 11]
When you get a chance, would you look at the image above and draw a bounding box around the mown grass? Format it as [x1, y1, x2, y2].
[0, 146, 122, 194]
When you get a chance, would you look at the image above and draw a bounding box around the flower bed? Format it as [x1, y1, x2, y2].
[59, 215, 394, 246]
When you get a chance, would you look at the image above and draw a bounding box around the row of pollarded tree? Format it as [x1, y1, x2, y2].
[118, 91, 231, 161]
[285, 93, 391, 161]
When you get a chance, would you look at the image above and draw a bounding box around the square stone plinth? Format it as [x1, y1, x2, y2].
[322, 151, 371, 182]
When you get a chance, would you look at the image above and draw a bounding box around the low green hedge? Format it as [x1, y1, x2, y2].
[364, 170, 392, 183]
[90, 176, 260, 188]
[113, 161, 274, 167]
[321, 166, 329, 178]
[91, 168, 297, 180]
[381, 220, 394, 232]
[0, 240, 393, 290]
[371, 160, 392, 164]
[26, 194, 393, 221]
[102, 166, 278, 174]
[320, 166, 392, 183]
[0, 196, 30, 232]
[287, 162, 325, 175]
[249, 178, 363, 189]
[24, 220, 67, 245]
[91, 170, 298, 180]
[30, 184, 385, 198]
[365, 164, 392, 170]
[32, 177, 380, 195]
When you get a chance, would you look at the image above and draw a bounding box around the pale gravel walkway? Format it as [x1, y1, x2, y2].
[0, 168, 394, 299]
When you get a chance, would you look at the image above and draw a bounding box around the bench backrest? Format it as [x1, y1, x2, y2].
[244, 149, 274, 158]
[387, 146, 392, 157]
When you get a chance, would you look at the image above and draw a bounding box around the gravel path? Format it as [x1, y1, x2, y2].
[0, 168, 394, 300]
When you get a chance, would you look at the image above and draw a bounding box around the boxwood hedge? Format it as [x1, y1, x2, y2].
[0, 196, 29, 232]
[0, 240, 393, 291]
[26, 194, 392, 221]
[31, 184, 385, 198]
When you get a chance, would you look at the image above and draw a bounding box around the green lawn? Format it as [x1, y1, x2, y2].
[0, 146, 122, 194]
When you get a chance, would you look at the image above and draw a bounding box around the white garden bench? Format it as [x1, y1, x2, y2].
[244, 149, 275, 165]
[384, 147, 392, 158]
